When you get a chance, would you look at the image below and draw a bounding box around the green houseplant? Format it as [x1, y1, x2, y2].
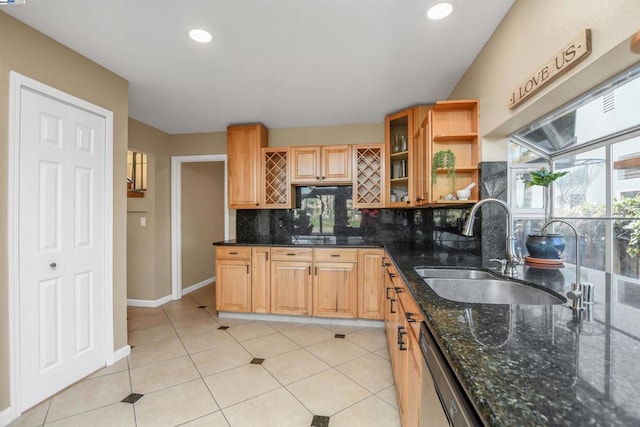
[432, 150, 456, 192]
[521, 167, 570, 259]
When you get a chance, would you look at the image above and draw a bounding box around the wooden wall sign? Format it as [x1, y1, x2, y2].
[509, 29, 592, 109]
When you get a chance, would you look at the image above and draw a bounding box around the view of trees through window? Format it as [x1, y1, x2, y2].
[510, 65, 640, 279]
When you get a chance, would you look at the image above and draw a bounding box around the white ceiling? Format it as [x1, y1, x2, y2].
[4, 0, 514, 134]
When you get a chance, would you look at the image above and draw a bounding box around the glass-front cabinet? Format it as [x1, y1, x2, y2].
[385, 106, 431, 207]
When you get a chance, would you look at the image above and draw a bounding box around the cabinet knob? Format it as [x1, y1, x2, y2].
[49, 262, 57, 268]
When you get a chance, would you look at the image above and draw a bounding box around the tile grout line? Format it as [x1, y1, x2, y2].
[161, 294, 230, 425]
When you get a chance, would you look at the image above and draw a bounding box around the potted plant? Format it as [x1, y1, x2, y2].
[521, 167, 570, 260]
[432, 150, 456, 192]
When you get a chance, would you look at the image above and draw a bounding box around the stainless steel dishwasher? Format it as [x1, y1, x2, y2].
[420, 322, 481, 426]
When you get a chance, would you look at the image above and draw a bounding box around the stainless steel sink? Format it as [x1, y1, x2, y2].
[413, 267, 495, 280]
[423, 278, 565, 305]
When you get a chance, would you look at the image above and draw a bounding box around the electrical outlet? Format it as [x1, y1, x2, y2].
[140, 217, 146, 227]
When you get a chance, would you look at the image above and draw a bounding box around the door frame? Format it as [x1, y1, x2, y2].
[171, 155, 229, 300]
[7, 72, 114, 417]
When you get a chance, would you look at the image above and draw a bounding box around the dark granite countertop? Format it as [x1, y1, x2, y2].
[215, 239, 640, 426]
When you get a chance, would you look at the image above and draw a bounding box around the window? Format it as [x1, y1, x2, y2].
[510, 64, 640, 279]
[127, 150, 147, 196]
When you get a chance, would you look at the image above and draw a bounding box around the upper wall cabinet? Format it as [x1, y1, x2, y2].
[429, 100, 480, 203]
[227, 124, 268, 209]
[291, 145, 352, 184]
[261, 147, 294, 209]
[353, 144, 385, 208]
[385, 106, 431, 207]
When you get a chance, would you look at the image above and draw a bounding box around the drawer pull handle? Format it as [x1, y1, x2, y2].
[386, 287, 393, 299]
[330, 254, 340, 257]
[314, 266, 318, 275]
[246, 265, 250, 274]
[287, 253, 296, 256]
[390, 298, 397, 314]
[229, 251, 238, 255]
[265, 252, 269, 261]
[308, 266, 311, 275]
[405, 312, 416, 323]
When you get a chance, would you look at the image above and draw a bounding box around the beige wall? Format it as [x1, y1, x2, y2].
[269, 123, 384, 147]
[449, 0, 640, 161]
[0, 11, 129, 410]
[127, 119, 172, 300]
[181, 162, 225, 288]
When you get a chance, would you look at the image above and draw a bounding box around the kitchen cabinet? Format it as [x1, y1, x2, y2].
[291, 145, 352, 184]
[227, 124, 268, 209]
[357, 249, 386, 320]
[262, 147, 293, 209]
[312, 248, 358, 318]
[215, 247, 252, 312]
[385, 106, 431, 207]
[270, 247, 313, 316]
[384, 257, 425, 427]
[251, 247, 271, 313]
[429, 99, 480, 203]
[353, 144, 385, 208]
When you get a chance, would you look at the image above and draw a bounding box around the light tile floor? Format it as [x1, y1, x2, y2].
[10, 285, 400, 427]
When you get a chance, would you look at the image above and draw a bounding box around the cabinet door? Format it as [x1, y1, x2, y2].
[262, 148, 293, 208]
[395, 300, 409, 423]
[357, 249, 385, 319]
[414, 114, 430, 206]
[271, 260, 312, 316]
[291, 146, 321, 183]
[313, 262, 357, 318]
[251, 247, 271, 313]
[215, 259, 251, 312]
[353, 144, 385, 208]
[321, 145, 352, 183]
[406, 328, 426, 427]
[227, 124, 268, 208]
[384, 267, 399, 368]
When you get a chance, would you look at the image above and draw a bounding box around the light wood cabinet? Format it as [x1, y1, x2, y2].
[357, 249, 385, 320]
[215, 247, 252, 312]
[429, 99, 480, 203]
[251, 247, 271, 313]
[227, 124, 268, 209]
[312, 248, 358, 318]
[262, 147, 293, 209]
[385, 106, 431, 207]
[353, 144, 385, 208]
[270, 247, 313, 316]
[291, 145, 352, 184]
[384, 255, 426, 427]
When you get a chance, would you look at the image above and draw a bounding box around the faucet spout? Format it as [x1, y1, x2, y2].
[462, 198, 521, 276]
[539, 219, 590, 313]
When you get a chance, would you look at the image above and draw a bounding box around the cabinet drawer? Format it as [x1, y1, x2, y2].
[271, 247, 313, 261]
[314, 248, 357, 263]
[216, 246, 252, 260]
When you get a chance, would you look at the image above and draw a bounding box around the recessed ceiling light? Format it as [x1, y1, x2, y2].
[189, 29, 212, 43]
[426, 2, 453, 20]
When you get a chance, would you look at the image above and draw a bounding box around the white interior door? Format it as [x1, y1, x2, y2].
[18, 88, 106, 410]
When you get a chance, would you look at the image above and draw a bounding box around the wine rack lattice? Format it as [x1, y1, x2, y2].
[354, 146, 383, 207]
[263, 150, 289, 206]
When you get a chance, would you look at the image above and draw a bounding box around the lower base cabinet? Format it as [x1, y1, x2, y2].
[251, 247, 271, 313]
[384, 258, 428, 427]
[215, 246, 385, 321]
[215, 247, 252, 312]
[270, 260, 313, 315]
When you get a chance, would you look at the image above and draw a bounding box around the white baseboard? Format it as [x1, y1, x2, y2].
[112, 345, 131, 364]
[127, 278, 215, 308]
[127, 294, 172, 308]
[0, 405, 12, 427]
[218, 312, 384, 328]
[182, 276, 215, 296]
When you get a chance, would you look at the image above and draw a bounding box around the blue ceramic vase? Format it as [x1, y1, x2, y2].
[525, 234, 565, 259]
